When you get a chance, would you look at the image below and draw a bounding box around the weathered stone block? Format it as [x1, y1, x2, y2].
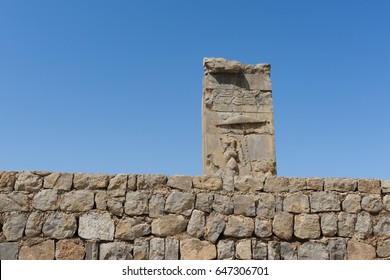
[337, 212, 356, 237]
[342, 193, 361, 213]
[187, 209, 205, 238]
[373, 214, 390, 236]
[306, 178, 324, 191]
[294, 214, 320, 239]
[255, 217, 272, 238]
[74, 173, 110, 190]
[234, 195, 256, 216]
[193, 175, 222, 191]
[0, 193, 29, 212]
[361, 195, 383, 213]
[78, 212, 115, 241]
[107, 174, 127, 197]
[137, 174, 167, 190]
[14, 171, 43, 192]
[124, 192, 149, 216]
[236, 239, 252, 260]
[165, 238, 179, 260]
[204, 212, 225, 243]
[268, 241, 280, 260]
[381, 180, 390, 193]
[377, 239, 390, 258]
[85, 241, 99, 260]
[355, 211, 372, 238]
[33, 189, 58, 211]
[180, 238, 216, 260]
[324, 178, 357, 192]
[99, 242, 132, 260]
[149, 238, 165, 260]
[280, 242, 297, 260]
[107, 199, 124, 216]
[19, 240, 55, 260]
[234, 175, 263, 192]
[310, 192, 340, 212]
[328, 238, 347, 260]
[384, 195, 390, 212]
[273, 212, 293, 240]
[217, 240, 235, 260]
[195, 193, 213, 213]
[55, 239, 85, 260]
[298, 242, 329, 260]
[0, 172, 16, 191]
[149, 194, 165, 218]
[224, 215, 254, 238]
[358, 179, 381, 194]
[167, 175, 192, 191]
[115, 218, 150, 240]
[95, 190, 107, 210]
[42, 212, 77, 239]
[283, 192, 310, 213]
[59, 190, 94, 212]
[320, 213, 337, 237]
[256, 193, 275, 218]
[264, 177, 289, 193]
[0, 242, 19, 260]
[151, 214, 188, 237]
[252, 240, 268, 260]
[25, 212, 44, 237]
[133, 239, 149, 260]
[213, 194, 233, 214]
[288, 177, 306, 192]
[44, 172, 73, 190]
[347, 240, 375, 260]
[165, 191, 195, 216]
[3, 213, 28, 241]
[127, 174, 137, 191]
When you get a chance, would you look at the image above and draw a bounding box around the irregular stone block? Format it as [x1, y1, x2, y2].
[224, 215, 254, 238]
[283, 192, 310, 213]
[167, 176, 192, 191]
[324, 178, 357, 192]
[55, 239, 85, 260]
[25, 212, 44, 237]
[42, 212, 77, 239]
[255, 217, 272, 238]
[14, 171, 43, 192]
[195, 193, 213, 213]
[165, 238, 179, 260]
[78, 212, 115, 241]
[381, 180, 390, 193]
[252, 240, 268, 260]
[107, 199, 123, 216]
[342, 194, 361, 213]
[95, 190, 107, 210]
[149, 238, 165, 260]
[358, 179, 381, 194]
[187, 209, 205, 238]
[275, 195, 284, 212]
[85, 242, 99, 260]
[373, 214, 390, 236]
[272, 212, 293, 240]
[115, 218, 150, 240]
[3, 213, 28, 241]
[165, 191, 195, 216]
[298, 242, 329, 260]
[107, 174, 127, 197]
[151, 214, 188, 237]
[256, 193, 275, 218]
[310, 192, 340, 212]
[328, 238, 347, 260]
[73, 173, 109, 190]
[217, 240, 235, 260]
[180, 238, 216, 260]
[361, 195, 383, 213]
[149, 194, 165, 218]
[19, 240, 55, 260]
[384, 195, 390, 212]
[137, 174, 167, 190]
[294, 214, 320, 239]
[99, 242, 132, 260]
[234, 195, 256, 216]
[320, 213, 337, 237]
[59, 190, 94, 212]
[288, 177, 307, 192]
[337, 212, 356, 237]
[234, 175, 263, 192]
[377, 239, 390, 258]
[124, 192, 149, 216]
[347, 241, 375, 260]
[306, 178, 324, 191]
[213, 194, 233, 214]
[355, 211, 372, 238]
[236, 239, 252, 260]
[0, 242, 19, 260]
[0, 193, 29, 212]
[268, 241, 280, 260]
[204, 212, 225, 243]
[43, 172, 73, 190]
[0, 172, 16, 191]
[264, 177, 289, 193]
[127, 174, 137, 191]
[33, 189, 58, 211]
[280, 242, 297, 260]
[133, 239, 149, 260]
[193, 175, 222, 191]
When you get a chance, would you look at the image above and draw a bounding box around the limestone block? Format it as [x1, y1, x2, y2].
[213, 194, 233, 214]
[99, 242, 132, 260]
[310, 192, 340, 212]
[358, 179, 381, 194]
[167, 175, 192, 191]
[384, 195, 390, 212]
[195, 193, 213, 213]
[127, 174, 137, 191]
[180, 238, 216, 260]
[165, 191, 195, 216]
[3, 213, 28, 241]
[280, 242, 297, 260]
[283, 192, 310, 213]
[252, 240, 268, 260]
[324, 178, 357, 192]
[124, 191, 149, 216]
[33, 189, 58, 211]
[377, 239, 390, 258]
[73, 173, 110, 190]
[217, 240, 235, 260]
[328, 238, 347, 260]
[320, 213, 337, 237]
[236, 239, 252, 260]
[381, 180, 390, 193]
[306, 178, 324, 191]
[43, 172, 73, 191]
[0, 172, 16, 191]
[337, 212, 356, 237]
[19, 240, 55, 260]
[107, 199, 123, 216]
[373, 214, 390, 236]
[0, 193, 29, 212]
[234, 175, 263, 192]
[137, 174, 167, 190]
[272, 212, 293, 240]
[42, 212, 77, 239]
[224, 215, 254, 238]
[355, 211, 372, 238]
[294, 214, 320, 239]
[187, 209, 205, 238]
[0, 242, 19, 260]
[107, 174, 127, 197]
[264, 177, 288, 193]
[55, 239, 85, 260]
[342, 193, 361, 213]
[14, 171, 43, 192]
[268, 241, 280, 260]
[59, 190, 95, 212]
[25, 212, 44, 237]
[85, 242, 99, 260]
[115, 218, 150, 240]
[149, 194, 165, 218]
[95, 190, 107, 210]
[133, 239, 149, 260]
[78, 212, 114, 241]
[165, 238, 179, 260]
[298, 242, 329, 260]
[204, 212, 225, 243]
[255, 217, 272, 238]
[233, 195, 256, 216]
[288, 177, 307, 192]
[347, 241, 375, 260]
[151, 214, 188, 237]
[361, 195, 383, 213]
[149, 238, 165, 260]
[256, 193, 275, 218]
[193, 175, 222, 191]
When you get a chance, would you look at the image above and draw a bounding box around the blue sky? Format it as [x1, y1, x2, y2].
[1, 0, 389, 179]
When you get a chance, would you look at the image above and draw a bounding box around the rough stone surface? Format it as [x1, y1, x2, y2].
[167, 175, 192, 191]
[255, 217, 272, 238]
[107, 174, 127, 197]
[0, 193, 29, 212]
[337, 212, 356, 237]
[373, 214, 390, 236]
[213, 194, 233, 214]
[204, 213, 225, 243]
[310, 192, 340, 212]
[127, 174, 137, 191]
[19, 240, 55, 260]
[294, 214, 320, 239]
[59, 190, 94, 212]
[355, 211, 372, 238]
[264, 177, 288, 193]
[234, 175, 263, 192]
[233, 195, 256, 216]
[298, 242, 329, 260]
[324, 178, 357, 192]
[195, 193, 213, 213]
[107, 199, 124, 216]
[320, 213, 337, 237]
[288, 177, 307, 192]
[55, 239, 85, 260]
[44, 172, 73, 190]
[85, 242, 99, 260]
[95, 191, 107, 210]
[382, 180, 390, 193]
[306, 178, 324, 191]
[124, 192, 149, 216]
[283, 192, 310, 213]
[14, 171, 43, 192]
[115, 218, 151, 240]
[224, 215, 254, 238]
[358, 179, 381, 194]
[42, 212, 77, 239]
[273, 212, 293, 240]
[384, 195, 390, 212]
[0, 242, 19, 260]
[133, 239, 149, 260]
[280, 242, 297, 260]
[137, 174, 167, 190]
[342, 193, 361, 213]
[187, 209, 206, 238]
[217, 239, 235, 260]
[180, 238, 216, 260]
[376, 239, 390, 257]
[74, 173, 109, 190]
[99, 242, 132, 260]
[78, 212, 115, 240]
[361, 195, 383, 213]
[252, 240, 268, 260]
[3, 213, 28, 241]
[193, 175, 222, 191]
[149, 194, 165, 218]
[33, 189, 58, 211]
[0, 172, 16, 191]
[25, 212, 44, 237]
[268, 241, 280, 260]
[256, 193, 275, 218]
[236, 239, 252, 260]
[165, 238, 179, 260]
[328, 238, 347, 260]
[151, 214, 188, 237]
[347, 241, 375, 260]
[165, 191, 195, 216]
[149, 238, 165, 260]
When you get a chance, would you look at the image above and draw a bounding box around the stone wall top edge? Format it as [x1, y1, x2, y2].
[203, 57, 270, 74]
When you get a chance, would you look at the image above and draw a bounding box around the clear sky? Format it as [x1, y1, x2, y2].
[1, 0, 389, 179]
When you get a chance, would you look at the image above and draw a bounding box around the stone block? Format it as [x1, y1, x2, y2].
[217, 240, 235, 260]
[193, 175, 222, 191]
[280, 242, 297, 260]
[107, 174, 127, 197]
[95, 190, 107, 210]
[0, 193, 29, 212]
[151, 214, 188, 237]
[324, 178, 357, 192]
[33, 189, 58, 211]
[328, 238, 347, 260]
[165, 191, 195, 216]
[320, 213, 337, 237]
[204, 212, 225, 243]
[358, 179, 381, 194]
[165, 238, 179, 260]
[3, 213, 28, 241]
[381, 180, 390, 193]
[373, 214, 390, 236]
[377, 239, 390, 258]
[224, 215, 254, 238]
[55, 239, 85, 260]
[252, 240, 268, 260]
[347, 241, 375, 260]
[43, 172, 73, 190]
[0, 242, 19, 260]
[124, 192, 149, 216]
[384, 195, 390, 212]
[167, 175, 192, 191]
[236, 239, 252, 260]
[78, 212, 115, 241]
[42, 212, 77, 239]
[298, 242, 329, 260]
[149, 238, 165, 260]
[99, 242, 132, 260]
[268, 241, 280, 260]
[0, 172, 16, 191]
[137, 174, 167, 190]
[355, 211, 372, 238]
[288, 177, 306, 192]
[213, 194, 233, 214]
[25, 212, 44, 237]
[255, 217, 272, 238]
[127, 174, 137, 191]
[306, 178, 324, 191]
[233, 195, 256, 216]
[149, 194, 165, 218]
[337, 212, 356, 237]
[310, 192, 340, 212]
[187, 209, 205, 238]
[195, 193, 213, 213]
[283, 192, 310, 213]
[180, 239, 216, 260]
[361, 195, 383, 213]
[14, 171, 43, 192]
[74, 173, 110, 190]
[59, 190, 94, 212]
[264, 177, 289, 193]
[19, 240, 55, 260]
[342, 193, 361, 213]
[85, 242, 99, 260]
[256, 193, 275, 218]
[294, 214, 320, 239]
[115, 218, 150, 240]
[234, 175, 263, 192]
[133, 239, 149, 260]
[107, 199, 124, 216]
[272, 212, 293, 240]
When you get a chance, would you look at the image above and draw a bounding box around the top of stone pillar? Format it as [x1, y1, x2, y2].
[203, 57, 270, 74]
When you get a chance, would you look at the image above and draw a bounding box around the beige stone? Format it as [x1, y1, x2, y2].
[324, 178, 357, 192]
[273, 212, 293, 240]
[19, 240, 55, 260]
[358, 179, 381, 194]
[310, 192, 340, 212]
[342, 193, 361, 213]
[0, 172, 16, 191]
[283, 192, 310, 213]
[107, 174, 127, 197]
[115, 218, 150, 240]
[234, 175, 264, 192]
[264, 177, 289, 192]
[224, 215, 254, 238]
[236, 239, 252, 260]
[151, 214, 188, 237]
[306, 178, 324, 191]
[165, 191, 195, 216]
[33, 189, 58, 211]
[167, 175, 192, 191]
[193, 175, 222, 191]
[3, 213, 28, 241]
[73, 173, 109, 190]
[137, 174, 167, 190]
[0, 193, 29, 212]
[294, 214, 320, 239]
[55, 239, 85, 260]
[361, 195, 383, 213]
[78, 212, 114, 241]
[256, 193, 275, 218]
[233, 195, 256, 216]
[347, 241, 375, 260]
[180, 239, 216, 260]
[14, 171, 42, 192]
[187, 209, 205, 238]
[44, 172, 73, 190]
[59, 190, 94, 212]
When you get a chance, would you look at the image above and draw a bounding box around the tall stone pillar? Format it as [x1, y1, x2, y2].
[202, 58, 276, 181]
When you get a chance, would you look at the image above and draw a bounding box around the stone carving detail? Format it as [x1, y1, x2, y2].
[202, 58, 276, 177]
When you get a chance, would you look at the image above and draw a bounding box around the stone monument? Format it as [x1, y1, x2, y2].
[202, 58, 276, 183]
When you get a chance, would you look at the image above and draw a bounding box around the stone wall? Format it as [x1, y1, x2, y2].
[1, 170, 390, 260]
